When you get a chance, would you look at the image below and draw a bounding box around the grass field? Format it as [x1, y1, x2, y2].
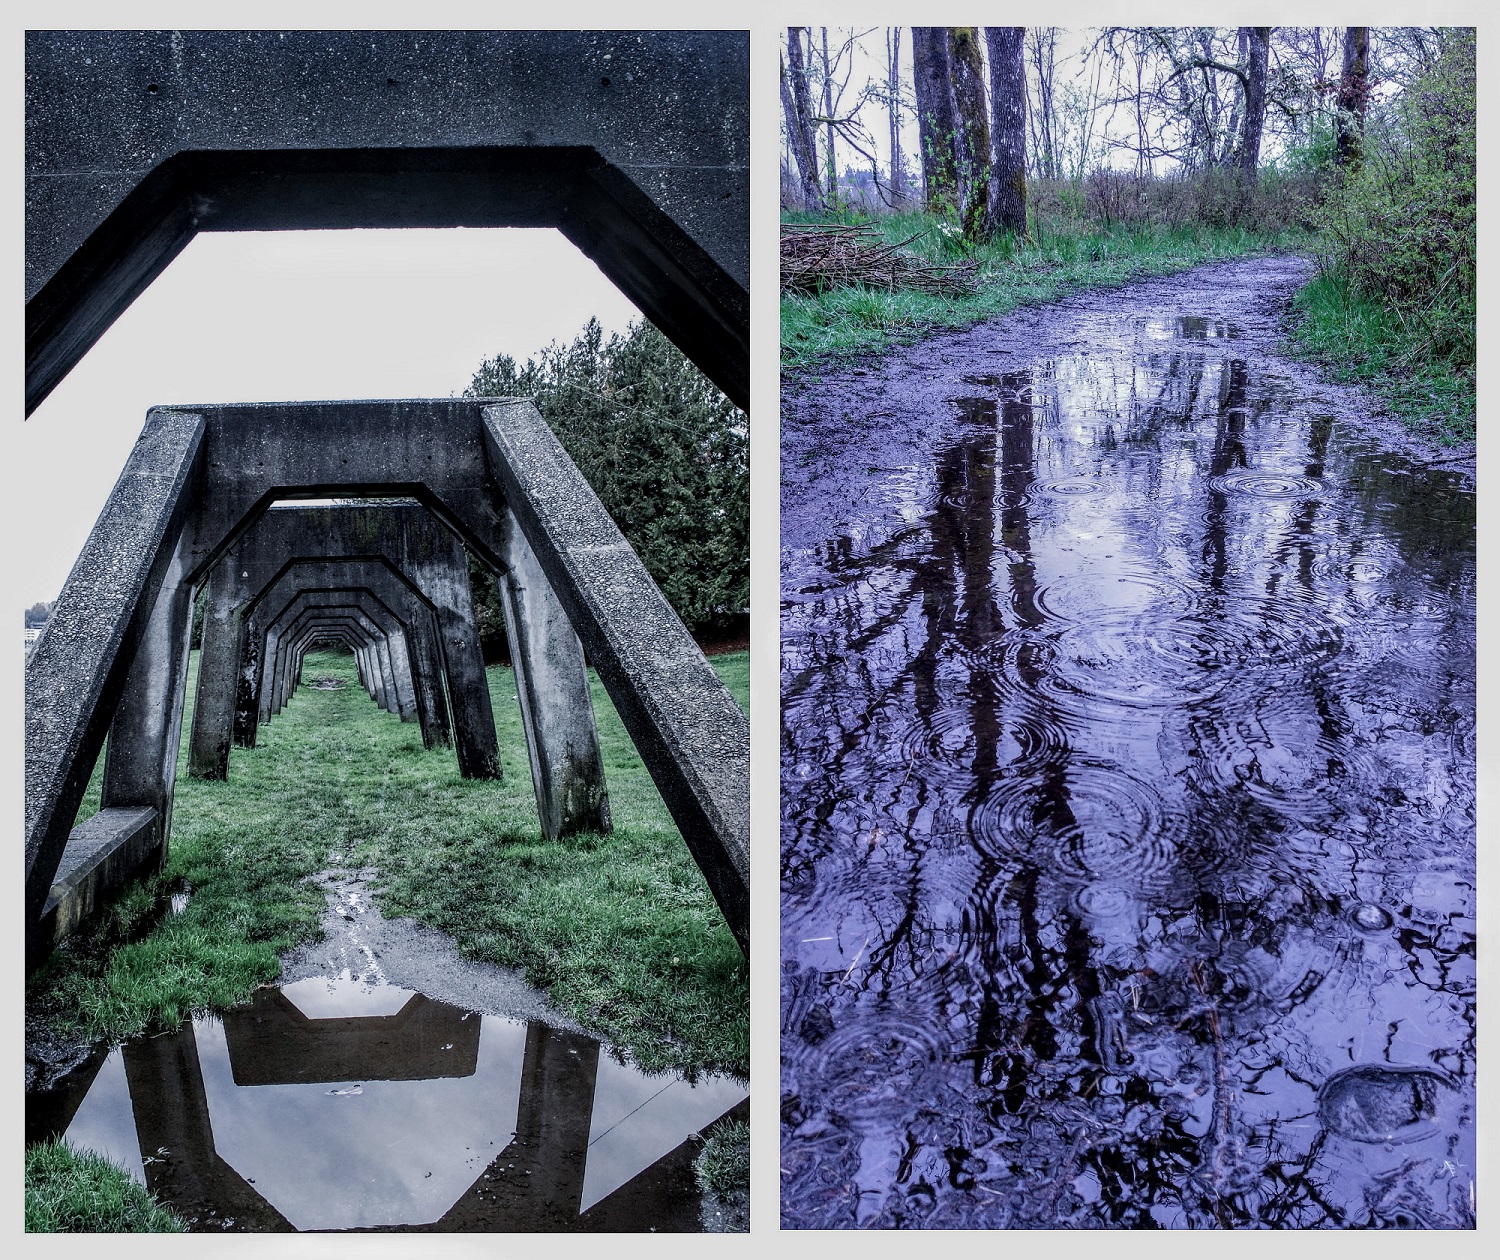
[32, 646, 749, 1078]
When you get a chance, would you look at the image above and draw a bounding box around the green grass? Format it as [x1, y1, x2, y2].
[30, 646, 749, 1078]
[1285, 268, 1475, 445]
[694, 1117, 750, 1198]
[781, 209, 1308, 374]
[25, 1139, 186, 1232]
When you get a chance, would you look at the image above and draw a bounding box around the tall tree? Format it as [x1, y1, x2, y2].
[782, 28, 824, 210]
[1335, 26, 1370, 169]
[1026, 28, 1060, 180]
[468, 320, 748, 641]
[1237, 26, 1271, 177]
[984, 27, 1029, 238]
[886, 27, 908, 207]
[949, 28, 991, 237]
[911, 27, 961, 212]
[819, 28, 838, 204]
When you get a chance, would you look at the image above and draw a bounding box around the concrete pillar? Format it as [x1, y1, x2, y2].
[483, 400, 749, 952]
[188, 563, 247, 780]
[100, 526, 198, 861]
[498, 516, 610, 839]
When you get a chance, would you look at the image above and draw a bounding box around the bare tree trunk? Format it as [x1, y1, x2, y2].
[782, 29, 824, 211]
[820, 28, 837, 206]
[1027, 29, 1058, 180]
[950, 28, 990, 238]
[887, 27, 907, 208]
[1335, 26, 1370, 169]
[912, 27, 961, 213]
[1201, 32, 1223, 168]
[985, 27, 1028, 239]
[1238, 27, 1271, 178]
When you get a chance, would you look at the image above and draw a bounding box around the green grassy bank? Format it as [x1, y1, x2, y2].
[25, 1140, 187, 1233]
[781, 208, 1307, 375]
[30, 647, 749, 1079]
[1285, 271, 1474, 445]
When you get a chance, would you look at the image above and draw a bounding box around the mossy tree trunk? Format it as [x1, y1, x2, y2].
[912, 27, 961, 214]
[782, 28, 825, 212]
[1237, 27, 1271, 177]
[1335, 26, 1370, 170]
[949, 28, 990, 240]
[984, 27, 1028, 240]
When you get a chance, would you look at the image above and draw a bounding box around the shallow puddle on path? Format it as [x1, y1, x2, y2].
[780, 266, 1475, 1229]
[29, 977, 747, 1232]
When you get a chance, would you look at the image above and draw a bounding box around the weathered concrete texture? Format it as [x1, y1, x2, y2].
[23, 409, 204, 952]
[100, 525, 197, 848]
[25, 30, 749, 414]
[36, 806, 159, 950]
[483, 400, 749, 954]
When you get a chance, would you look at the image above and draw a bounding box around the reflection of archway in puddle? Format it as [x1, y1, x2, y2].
[59, 978, 747, 1230]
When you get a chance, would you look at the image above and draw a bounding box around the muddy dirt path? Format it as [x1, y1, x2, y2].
[780, 255, 1476, 1229]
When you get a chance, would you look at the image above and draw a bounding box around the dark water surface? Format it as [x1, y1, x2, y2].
[29, 977, 747, 1232]
[779, 259, 1475, 1229]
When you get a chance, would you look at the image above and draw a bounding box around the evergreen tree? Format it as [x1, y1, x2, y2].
[467, 319, 749, 656]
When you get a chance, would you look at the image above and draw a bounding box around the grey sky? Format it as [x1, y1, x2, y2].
[14, 227, 644, 604]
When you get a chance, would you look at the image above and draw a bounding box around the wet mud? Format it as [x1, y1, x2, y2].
[29, 872, 748, 1232]
[780, 257, 1475, 1229]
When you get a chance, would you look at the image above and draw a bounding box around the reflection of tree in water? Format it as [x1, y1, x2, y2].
[780, 339, 1475, 1230]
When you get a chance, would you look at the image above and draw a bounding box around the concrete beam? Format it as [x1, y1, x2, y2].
[25, 31, 748, 414]
[36, 806, 160, 952]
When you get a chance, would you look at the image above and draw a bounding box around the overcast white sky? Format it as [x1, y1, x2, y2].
[11, 228, 644, 605]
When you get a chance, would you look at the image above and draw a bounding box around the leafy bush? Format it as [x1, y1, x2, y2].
[467, 321, 748, 647]
[1313, 28, 1475, 366]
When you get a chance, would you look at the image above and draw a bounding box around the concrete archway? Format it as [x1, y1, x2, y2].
[25, 30, 749, 414]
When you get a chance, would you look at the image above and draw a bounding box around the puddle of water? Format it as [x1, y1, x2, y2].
[781, 300, 1475, 1229]
[29, 977, 747, 1233]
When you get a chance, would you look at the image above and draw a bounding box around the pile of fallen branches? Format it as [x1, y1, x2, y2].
[780, 223, 979, 297]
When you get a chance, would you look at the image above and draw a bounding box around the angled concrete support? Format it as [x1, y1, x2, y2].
[101, 522, 199, 847]
[500, 513, 611, 839]
[483, 400, 749, 952]
[188, 561, 248, 780]
[24, 409, 204, 955]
